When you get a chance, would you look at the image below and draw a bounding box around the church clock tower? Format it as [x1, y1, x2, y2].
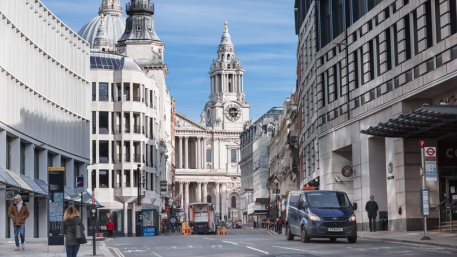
[203, 22, 249, 130]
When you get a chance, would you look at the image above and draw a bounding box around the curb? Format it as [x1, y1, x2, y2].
[359, 235, 457, 250]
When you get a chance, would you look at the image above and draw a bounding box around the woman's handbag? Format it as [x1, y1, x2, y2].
[75, 222, 87, 244]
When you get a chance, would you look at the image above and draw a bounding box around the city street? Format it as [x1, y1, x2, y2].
[106, 229, 457, 257]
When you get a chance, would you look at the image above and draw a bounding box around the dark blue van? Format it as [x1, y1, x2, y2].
[285, 190, 358, 243]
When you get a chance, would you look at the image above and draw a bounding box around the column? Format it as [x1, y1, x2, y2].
[38, 197, 47, 237]
[132, 203, 137, 235]
[196, 137, 201, 169]
[10, 137, 20, 172]
[201, 138, 206, 169]
[52, 154, 62, 167]
[0, 188, 6, 238]
[197, 182, 202, 202]
[179, 137, 183, 169]
[38, 149, 48, 180]
[24, 144, 34, 178]
[123, 203, 129, 237]
[221, 183, 227, 220]
[215, 183, 220, 216]
[0, 130, 6, 168]
[184, 182, 190, 219]
[66, 159, 75, 189]
[25, 195, 34, 238]
[184, 137, 189, 169]
[203, 183, 208, 203]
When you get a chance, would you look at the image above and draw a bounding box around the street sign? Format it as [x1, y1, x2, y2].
[48, 167, 65, 246]
[425, 147, 436, 158]
[424, 147, 438, 182]
[420, 188, 430, 216]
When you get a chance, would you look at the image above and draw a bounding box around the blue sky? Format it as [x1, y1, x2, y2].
[41, 0, 297, 121]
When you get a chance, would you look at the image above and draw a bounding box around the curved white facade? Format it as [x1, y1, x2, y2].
[0, 0, 90, 239]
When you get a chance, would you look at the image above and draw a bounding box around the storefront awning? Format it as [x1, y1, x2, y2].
[361, 105, 457, 138]
[0, 168, 46, 195]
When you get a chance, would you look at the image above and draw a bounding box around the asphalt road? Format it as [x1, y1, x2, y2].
[106, 229, 457, 257]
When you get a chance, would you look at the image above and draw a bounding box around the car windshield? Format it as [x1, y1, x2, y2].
[306, 192, 351, 208]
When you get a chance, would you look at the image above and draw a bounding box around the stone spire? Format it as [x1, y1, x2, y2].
[220, 21, 233, 46]
[118, 0, 161, 42]
[93, 14, 114, 52]
[99, 0, 123, 16]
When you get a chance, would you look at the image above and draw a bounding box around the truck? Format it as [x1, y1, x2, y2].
[188, 202, 217, 234]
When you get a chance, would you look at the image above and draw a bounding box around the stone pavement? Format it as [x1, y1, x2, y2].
[0, 238, 114, 257]
[262, 227, 457, 249]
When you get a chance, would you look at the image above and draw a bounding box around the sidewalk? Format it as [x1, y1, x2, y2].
[0, 238, 114, 257]
[262, 227, 457, 249]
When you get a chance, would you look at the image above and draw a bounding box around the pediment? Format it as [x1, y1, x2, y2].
[176, 113, 208, 131]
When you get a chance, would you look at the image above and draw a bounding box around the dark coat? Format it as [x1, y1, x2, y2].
[61, 217, 83, 246]
[365, 200, 379, 217]
[8, 202, 29, 225]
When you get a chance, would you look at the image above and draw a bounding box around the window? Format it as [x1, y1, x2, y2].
[125, 170, 131, 187]
[231, 196, 236, 208]
[34, 148, 39, 179]
[206, 149, 212, 162]
[92, 112, 96, 134]
[99, 170, 109, 188]
[99, 112, 109, 134]
[99, 83, 109, 101]
[150, 173, 154, 191]
[99, 141, 109, 163]
[207, 195, 212, 203]
[6, 136, 11, 169]
[231, 149, 237, 163]
[92, 82, 96, 101]
[92, 140, 96, 164]
[92, 170, 96, 188]
[20, 142, 26, 175]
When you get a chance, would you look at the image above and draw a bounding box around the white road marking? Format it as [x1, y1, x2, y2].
[272, 246, 319, 253]
[246, 246, 269, 254]
[222, 240, 239, 245]
[188, 245, 194, 248]
[171, 246, 177, 249]
[150, 252, 164, 257]
[203, 237, 217, 241]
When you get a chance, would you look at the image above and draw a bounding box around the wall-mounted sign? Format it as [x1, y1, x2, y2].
[341, 166, 353, 177]
[388, 162, 393, 174]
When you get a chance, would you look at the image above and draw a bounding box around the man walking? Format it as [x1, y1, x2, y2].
[8, 195, 30, 251]
[365, 195, 379, 232]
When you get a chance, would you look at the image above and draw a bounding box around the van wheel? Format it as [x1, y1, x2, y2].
[300, 226, 310, 243]
[286, 225, 294, 241]
[330, 238, 337, 242]
[347, 236, 357, 243]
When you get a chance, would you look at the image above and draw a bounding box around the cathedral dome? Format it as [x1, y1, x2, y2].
[78, 0, 126, 47]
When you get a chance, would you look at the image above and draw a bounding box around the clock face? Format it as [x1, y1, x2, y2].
[225, 104, 241, 121]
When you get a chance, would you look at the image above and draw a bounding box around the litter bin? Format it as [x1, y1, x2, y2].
[379, 211, 388, 231]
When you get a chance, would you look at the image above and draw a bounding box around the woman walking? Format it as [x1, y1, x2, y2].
[62, 207, 84, 257]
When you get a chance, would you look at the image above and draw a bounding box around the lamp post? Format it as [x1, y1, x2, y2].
[91, 170, 96, 256]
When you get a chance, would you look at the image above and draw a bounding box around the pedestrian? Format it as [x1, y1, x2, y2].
[106, 219, 114, 239]
[62, 206, 84, 257]
[365, 195, 379, 232]
[8, 194, 30, 251]
[277, 216, 284, 234]
[169, 216, 177, 233]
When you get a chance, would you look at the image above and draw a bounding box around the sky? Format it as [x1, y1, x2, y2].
[41, 0, 297, 121]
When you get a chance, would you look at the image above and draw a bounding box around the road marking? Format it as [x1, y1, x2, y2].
[150, 252, 163, 257]
[246, 246, 269, 254]
[272, 246, 318, 253]
[204, 237, 217, 241]
[108, 247, 124, 257]
[188, 245, 194, 248]
[222, 240, 239, 245]
[171, 246, 177, 249]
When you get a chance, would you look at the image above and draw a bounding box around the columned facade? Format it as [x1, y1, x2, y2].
[174, 22, 247, 222]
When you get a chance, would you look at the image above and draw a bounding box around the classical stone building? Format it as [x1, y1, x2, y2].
[80, 0, 173, 236]
[295, 0, 457, 231]
[239, 108, 282, 225]
[174, 22, 249, 222]
[0, 0, 90, 239]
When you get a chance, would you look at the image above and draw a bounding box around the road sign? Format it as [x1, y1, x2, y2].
[425, 147, 436, 158]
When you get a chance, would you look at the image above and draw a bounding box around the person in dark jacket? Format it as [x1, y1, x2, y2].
[8, 194, 30, 251]
[365, 195, 379, 232]
[62, 207, 83, 257]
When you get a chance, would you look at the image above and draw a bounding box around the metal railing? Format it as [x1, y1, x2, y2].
[439, 204, 456, 232]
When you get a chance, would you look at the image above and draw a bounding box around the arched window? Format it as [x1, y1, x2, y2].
[227, 54, 230, 61]
[207, 195, 212, 203]
[231, 196, 236, 208]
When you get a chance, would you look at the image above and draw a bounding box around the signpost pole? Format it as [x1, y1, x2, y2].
[91, 170, 96, 256]
[420, 142, 431, 240]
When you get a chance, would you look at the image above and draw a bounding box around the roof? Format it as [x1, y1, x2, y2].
[78, 13, 126, 47]
[361, 105, 457, 138]
[90, 52, 142, 72]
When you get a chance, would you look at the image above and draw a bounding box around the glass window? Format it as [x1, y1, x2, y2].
[99, 83, 109, 101]
[306, 191, 351, 208]
[207, 195, 212, 203]
[99, 141, 109, 163]
[99, 170, 109, 188]
[231, 196, 236, 208]
[20, 142, 26, 175]
[99, 112, 109, 134]
[231, 149, 237, 163]
[124, 170, 131, 187]
[92, 82, 96, 101]
[92, 112, 96, 134]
